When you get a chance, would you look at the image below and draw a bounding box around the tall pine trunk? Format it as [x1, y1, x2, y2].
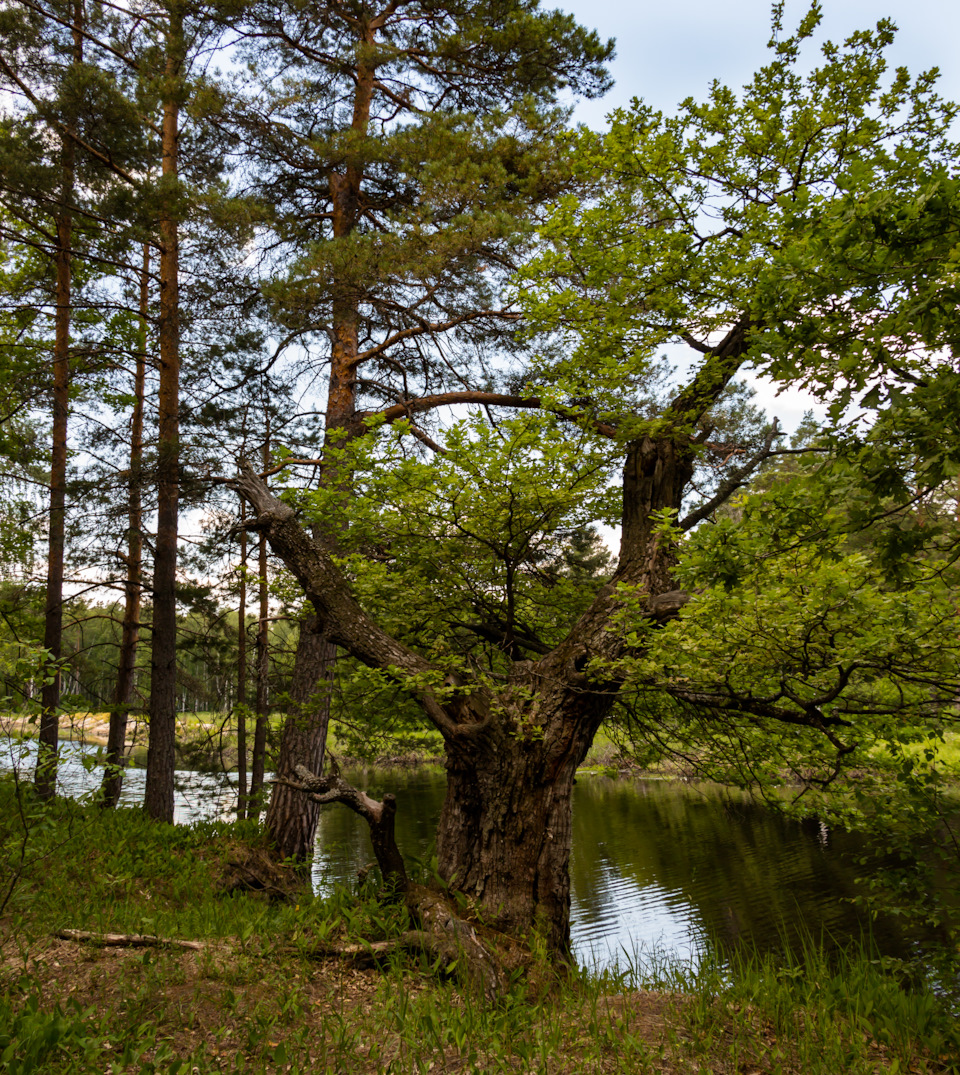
[236, 507, 248, 819]
[36, 0, 83, 800]
[262, 53, 374, 856]
[101, 244, 148, 808]
[264, 621, 334, 859]
[145, 8, 182, 822]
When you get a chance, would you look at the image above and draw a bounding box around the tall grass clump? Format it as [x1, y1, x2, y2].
[590, 928, 959, 1075]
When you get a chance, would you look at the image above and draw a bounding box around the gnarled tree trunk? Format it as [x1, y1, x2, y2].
[433, 435, 695, 950]
[231, 429, 697, 951]
[435, 677, 613, 952]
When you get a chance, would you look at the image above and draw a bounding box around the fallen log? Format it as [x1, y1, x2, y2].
[55, 929, 207, 951]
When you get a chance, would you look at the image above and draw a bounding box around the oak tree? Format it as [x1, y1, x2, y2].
[233, 9, 960, 954]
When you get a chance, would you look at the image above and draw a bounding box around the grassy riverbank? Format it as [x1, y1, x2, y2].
[1, 778, 957, 1074]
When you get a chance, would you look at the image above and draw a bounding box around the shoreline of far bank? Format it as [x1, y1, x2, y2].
[3, 712, 959, 791]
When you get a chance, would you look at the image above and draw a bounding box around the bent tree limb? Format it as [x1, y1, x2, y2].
[280, 761, 408, 890]
[277, 763, 507, 1000]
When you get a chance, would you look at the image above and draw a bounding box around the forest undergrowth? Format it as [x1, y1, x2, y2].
[1, 776, 957, 1075]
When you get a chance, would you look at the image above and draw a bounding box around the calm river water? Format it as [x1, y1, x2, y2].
[1, 737, 920, 972]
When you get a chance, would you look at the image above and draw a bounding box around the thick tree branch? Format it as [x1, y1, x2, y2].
[280, 761, 408, 889]
[667, 317, 753, 428]
[228, 462, 485, 737]
[679, 422, 780, 531]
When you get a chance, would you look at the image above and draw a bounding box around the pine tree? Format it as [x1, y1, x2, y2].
[230, 0, 614, 860]
[0, 0, 145, 796]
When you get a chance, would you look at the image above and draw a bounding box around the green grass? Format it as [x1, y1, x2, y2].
[607, 934, 960, 1074]
[1, 774, 958, 1074]
[902, 731, 960, 773]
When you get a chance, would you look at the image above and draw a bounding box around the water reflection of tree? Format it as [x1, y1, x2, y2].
[570, 777, 909, 960]
[310, 769, 911, 961]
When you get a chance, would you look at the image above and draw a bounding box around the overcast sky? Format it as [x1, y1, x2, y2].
[560, 0, 959, 126]
[554, 0, 959, 431]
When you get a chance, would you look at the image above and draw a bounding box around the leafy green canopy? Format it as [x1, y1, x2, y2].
[614, 463, 958, 776]
[278, 412, 618, 748]
[309, 413, 617, 654]
[509, 4, 960, 861]
[516, 3, 960, 439]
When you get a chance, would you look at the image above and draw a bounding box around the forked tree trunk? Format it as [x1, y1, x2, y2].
[231, 432, 697, 952]
[432, 436, 695, 948]
[264, 618, 334, 860]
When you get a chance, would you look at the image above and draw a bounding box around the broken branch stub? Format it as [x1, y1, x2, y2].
[284, 764, 408, 891]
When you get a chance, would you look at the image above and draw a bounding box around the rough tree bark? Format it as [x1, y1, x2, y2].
[263, 620, 334, 859]
[101, 244, 148, 808]
[145, 8, 183, 823]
